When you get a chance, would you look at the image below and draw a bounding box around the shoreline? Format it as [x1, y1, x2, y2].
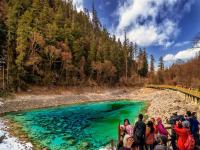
[0, 87, 151, 115]
[1, 99, 146, 116]
[0, 118, 33, 150]
[1, 87, 200, 149]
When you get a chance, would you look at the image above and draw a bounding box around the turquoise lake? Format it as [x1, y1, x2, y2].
[6, 100, 144, 150]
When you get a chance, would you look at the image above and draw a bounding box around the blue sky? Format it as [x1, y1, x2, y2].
[73, 0, 200, 67]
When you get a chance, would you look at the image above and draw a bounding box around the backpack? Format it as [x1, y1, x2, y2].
[184, 130, 195, 150]
[134, 121, 145, 144]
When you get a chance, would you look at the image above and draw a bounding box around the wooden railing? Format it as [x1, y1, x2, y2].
[146, 84, 200, 99]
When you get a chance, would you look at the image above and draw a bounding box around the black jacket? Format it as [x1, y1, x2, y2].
[133, 120, 146, 144]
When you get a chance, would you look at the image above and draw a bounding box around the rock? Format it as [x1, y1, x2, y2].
[0, 131, 5, 143]
[68, 139, 76, 146]
[81, 142, 89, 148]
[19, 134, 28, 139]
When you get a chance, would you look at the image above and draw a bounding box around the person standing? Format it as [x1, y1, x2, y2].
[145, 121, 155, 150]
[174, 121, 189, 150]
[191, 112, 199, 144]
[157, 117, 168, 137]
[120, 119, 134, 137]
[133, 114, 146, 150]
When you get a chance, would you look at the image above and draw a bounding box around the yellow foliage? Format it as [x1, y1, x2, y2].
[146, 84, 200, 98]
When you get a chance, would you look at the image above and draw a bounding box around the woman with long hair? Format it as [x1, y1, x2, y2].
[145, 121, 155, 150]
[120, 119, 134, 137]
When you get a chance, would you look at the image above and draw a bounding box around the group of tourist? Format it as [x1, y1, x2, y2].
[118, 111, 199, 150]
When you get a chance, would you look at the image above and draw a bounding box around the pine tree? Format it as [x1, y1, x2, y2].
[150, 54, 155, 72]
[0, 19, 6, 57]
[15, 9, 33, 87]
[157, 56, 164, 84]
[123, 30, 129, 80]
[158, 56, 164, 70]
[7, 1, 22, 88]
[138, 49, 148, 77]
[92, 0, 100, 32]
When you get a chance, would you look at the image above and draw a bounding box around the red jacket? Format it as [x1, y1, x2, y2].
[154, 125, 158, 134]
[174, 125, 189, 150]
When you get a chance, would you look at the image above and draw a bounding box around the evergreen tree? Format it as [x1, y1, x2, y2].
[138, 49, 148, 77]
[150, 54, 155, 72]
[92, 0, 100, 32]
[15, 9, 33, 87]
[7, 0, 22, 88]
[123, 30, 129, 80]
[158, 56, 164, 70]
[0, 19, 6, 57]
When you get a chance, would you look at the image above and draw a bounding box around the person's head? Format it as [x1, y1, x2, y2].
[138, 114, 143, 121]
[172, 112, 177, 116]
[147, 121, 154, 133]
[150, 118, 156, 124]
[180, 116, 186, 122]
[124, 119, 130, 126]
[182, 120, 190, 128]
[146, 120, 153, 126]
[177, 121, 183, 128]
[186, 111, 191, 117]
[157, 117, 162, 123]
[192, 112, 197, 118]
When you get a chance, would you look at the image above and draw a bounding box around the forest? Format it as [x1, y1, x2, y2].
[0, 0, 200, 91]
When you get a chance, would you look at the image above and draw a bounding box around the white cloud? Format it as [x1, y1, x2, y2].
[174, 41, 191, 47]
[163, 47, 200, 62]
[163, 54, 176, 62]
[115, 0, 194, 47]
[73, 0, 84, 12]
[175, 48, 200, 60]
[121, 19, 178, 47]
[126, 25, 159, 46]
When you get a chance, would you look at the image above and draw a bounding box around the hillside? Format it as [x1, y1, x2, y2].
[0, 0, 152, 91]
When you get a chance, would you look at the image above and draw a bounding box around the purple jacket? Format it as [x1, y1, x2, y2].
[157, 122, 168, 136]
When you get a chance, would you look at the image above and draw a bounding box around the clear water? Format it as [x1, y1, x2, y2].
[6, 100, 144, 150]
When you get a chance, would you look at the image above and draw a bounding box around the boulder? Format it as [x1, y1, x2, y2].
[68, 139, 76, 146]
[0, 131, 5, 143]
[81, 142, 89, 148]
